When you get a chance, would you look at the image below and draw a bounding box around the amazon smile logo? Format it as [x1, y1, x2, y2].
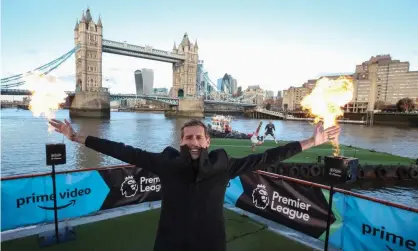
[16, 188, 91, 210]
[37, 200, 76, 210]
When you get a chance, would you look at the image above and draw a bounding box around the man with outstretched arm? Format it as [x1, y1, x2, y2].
[49, 118, 340, 251]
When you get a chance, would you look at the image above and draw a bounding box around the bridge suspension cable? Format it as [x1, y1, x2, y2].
[197, 66, 220, 93]
[1, 46, 79, 88]
[1, 50, 71, 83]
[197, 65, 232, 100]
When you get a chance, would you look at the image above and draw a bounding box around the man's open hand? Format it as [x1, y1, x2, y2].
[313, 122, 340, 146]
[49, 119, 76, 141]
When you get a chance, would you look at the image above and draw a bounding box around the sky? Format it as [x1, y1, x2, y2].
[1, 0, 418, 95]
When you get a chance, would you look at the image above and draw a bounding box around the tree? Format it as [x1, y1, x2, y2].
[236, 87, 242, 97]
[396, 98, 415, 112]
[266, 103, 271, 110]
[232, 87, 242, 97]
[274, 97, 283, 106]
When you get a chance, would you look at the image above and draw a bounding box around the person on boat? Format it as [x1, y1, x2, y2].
[49, 118, 340, 251]
[224, 121, 232, 134]
[264, 120, 277, 144]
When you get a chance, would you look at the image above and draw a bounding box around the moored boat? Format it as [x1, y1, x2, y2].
[210, 115, 233, 133]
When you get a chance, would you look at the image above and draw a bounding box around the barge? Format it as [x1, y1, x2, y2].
[210, 138, 417, 181]
[1, 138, 417, 251]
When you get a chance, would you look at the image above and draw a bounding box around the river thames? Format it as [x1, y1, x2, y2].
[1, 108, 418, 208]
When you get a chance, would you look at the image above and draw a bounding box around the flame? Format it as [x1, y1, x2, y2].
[22, 71, 68, 132]
[300, 76, 354, 156]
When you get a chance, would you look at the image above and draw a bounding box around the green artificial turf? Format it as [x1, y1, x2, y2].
[1, 208, 312, 251]
[209, 138, 414, 165]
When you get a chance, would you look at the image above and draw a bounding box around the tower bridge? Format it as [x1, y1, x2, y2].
[0, 88, 257, 108]
[1, 8, 257, 118]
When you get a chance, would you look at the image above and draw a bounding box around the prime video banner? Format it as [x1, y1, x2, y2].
[1, 171, 109, 231]
[341, 195, 418, 251]
[1, 166, 164, 231]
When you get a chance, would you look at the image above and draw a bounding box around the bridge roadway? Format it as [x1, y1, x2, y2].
[102, 39, 185, 64]
[1, 88, 257, 108]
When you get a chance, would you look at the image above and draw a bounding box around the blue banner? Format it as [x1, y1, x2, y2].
[320, 191, 345, 248]
[1, 166, 163, 231]
[225, 172, 418, 251]
[1, 170, 109, 231]
[225, 176, 244, 206]
[342, 195, 418, 251]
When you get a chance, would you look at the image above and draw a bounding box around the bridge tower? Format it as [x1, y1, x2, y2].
[74, 9, 103, 92]
[172, 33, 198, 98]
[165, 33, 204, 118]
[70, 8, 110, 118]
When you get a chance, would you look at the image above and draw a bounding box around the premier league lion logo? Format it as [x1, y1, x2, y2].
[252, 184, 269, 210]
[120, 176, 139, 198]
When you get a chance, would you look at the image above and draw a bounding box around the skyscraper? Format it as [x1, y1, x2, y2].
[134, 69, 154, 95]
[217, 78, 223, 92]
[216, 73, 237, 94]
[231, 78, 238, 94]
[264, 90, 274, 98]
[134, 70, 143, 95]
[221, 74, 231, 93]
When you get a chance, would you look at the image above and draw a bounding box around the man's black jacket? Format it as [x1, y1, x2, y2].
[85, 136, 302, 251]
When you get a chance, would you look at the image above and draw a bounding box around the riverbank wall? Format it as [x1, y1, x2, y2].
[344, 112, 418, 126]
[286, 111, 418, 127]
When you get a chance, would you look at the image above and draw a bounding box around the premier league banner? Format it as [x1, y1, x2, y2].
[1, 166, 162, 231]
[226, 172, 337, 239]
[97, 166, 161, 210]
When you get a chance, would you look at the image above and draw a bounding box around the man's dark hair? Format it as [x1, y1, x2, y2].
[181, 119, 209, 139]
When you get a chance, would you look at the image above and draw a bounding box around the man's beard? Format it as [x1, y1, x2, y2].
[180, 145, 209, 163]
[179, 145, 211, 179]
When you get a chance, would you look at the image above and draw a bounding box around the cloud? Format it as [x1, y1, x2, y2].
[109, 67, 122, 72]
[315, 72, 355, 78]
[57, 74, 76, 82]
[198, 39, 359, 92]
[23, 49, 38, 55]
[102, 76, 119, 91]
[1, 71, 17, 78]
